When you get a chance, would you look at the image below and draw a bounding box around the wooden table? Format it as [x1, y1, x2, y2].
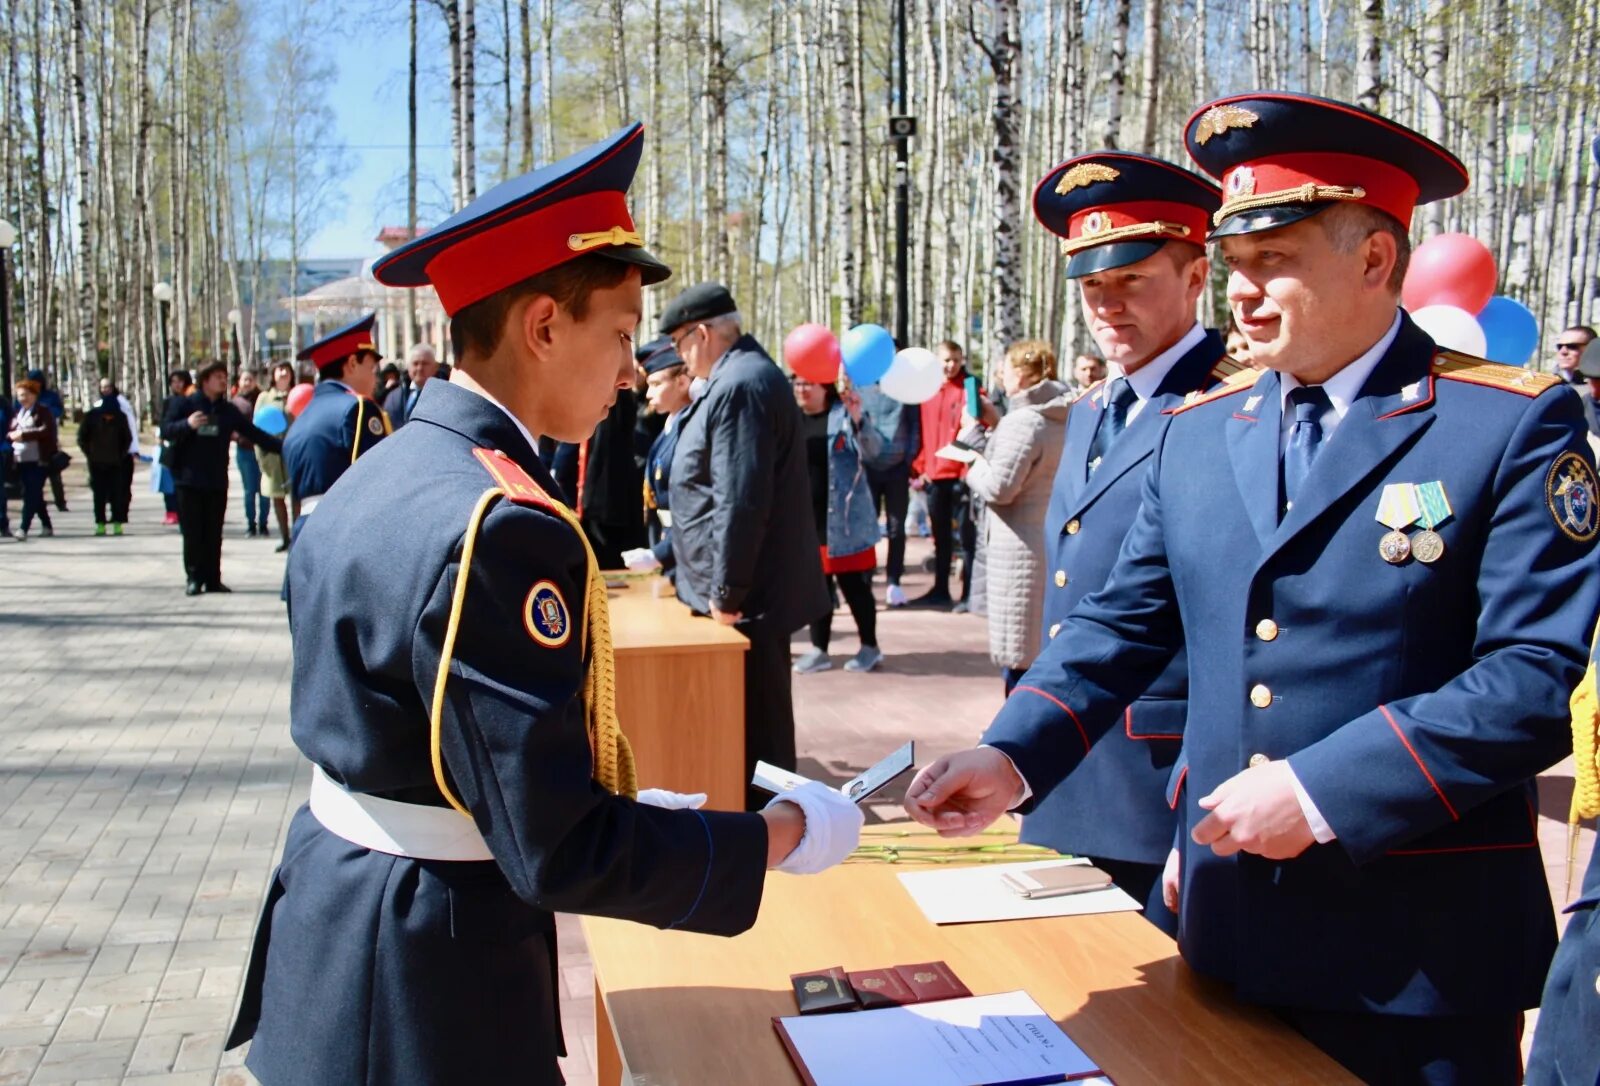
[607, 577, 748, 810]
[584, 837, 1358, 1085]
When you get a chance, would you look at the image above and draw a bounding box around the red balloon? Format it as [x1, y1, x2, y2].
[286, 382, 315, 417]
[783, 323, 842, 384]
[1402, 233, 1497, 316]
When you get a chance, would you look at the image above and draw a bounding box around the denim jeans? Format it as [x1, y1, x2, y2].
[236, 447, 268, 529]
[18, 461, 50, 532]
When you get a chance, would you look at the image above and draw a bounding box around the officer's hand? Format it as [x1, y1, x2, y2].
[711, 606, 742, 626]
[621, 547, 662, 573]
[903, 747, 1023, 837]
[765, 780, 864, 874]
[186, 411, 207, 430]
[1191, 760, 1314, 860]
[1161, 847, 1181, 914]
[635, 788, 707, 810]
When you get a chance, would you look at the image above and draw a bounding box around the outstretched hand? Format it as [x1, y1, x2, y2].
[903, 747, 1024, 837]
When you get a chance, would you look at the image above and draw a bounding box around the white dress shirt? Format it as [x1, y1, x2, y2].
[1115, 322, 1207, 426]
[1276, 311, 1402, 452]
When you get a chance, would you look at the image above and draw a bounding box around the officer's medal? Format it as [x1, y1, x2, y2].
[1411, 481, 1452, 564]
[1375, 483, 1420, 564]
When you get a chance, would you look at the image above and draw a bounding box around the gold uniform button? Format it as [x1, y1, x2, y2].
[1048, 623, 1061, 639]
[1249, 684, 1272, 708]
[1054, 570, 1068, 588]
[1255, 619, 1279, 642]
[1066, 519, 1081, 535]
[1248, 753, 1270, 768]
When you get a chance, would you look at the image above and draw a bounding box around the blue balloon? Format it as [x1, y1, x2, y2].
[840, 323, 895, 386]
[1477, 295, 1540, 367]
[254, 403, 289, 436]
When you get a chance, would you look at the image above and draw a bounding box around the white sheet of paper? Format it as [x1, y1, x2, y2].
[935, 441, 980, 464]
[896, 858, 1143, 925]
[775, 990, 1100, 1086]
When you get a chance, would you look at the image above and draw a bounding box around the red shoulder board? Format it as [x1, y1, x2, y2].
[472, 447, 557, 507]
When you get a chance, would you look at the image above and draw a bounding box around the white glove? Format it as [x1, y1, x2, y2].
[621, 547, 662, 572]
[636, 788, 707, 810]
[765, 780, 864, 874]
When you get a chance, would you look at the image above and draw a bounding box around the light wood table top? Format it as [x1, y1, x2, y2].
[585, 831, 1357, 1085]
[604, 576, 748, 656]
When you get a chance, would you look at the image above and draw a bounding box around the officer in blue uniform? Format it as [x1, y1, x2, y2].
[1024, 151, 1238, 933]
[281, 313, 390, 511]
[225, 123, 862, 1085]
[906, 92, 1599, 1085]
[631, 337, 689, 572]
[1527, 626, 1600, 1086]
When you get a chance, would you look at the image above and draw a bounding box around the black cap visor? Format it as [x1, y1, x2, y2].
[1208, 200, 1335, 240]
[596, 245, 673, 287]
[1065, 239, 1169, 279]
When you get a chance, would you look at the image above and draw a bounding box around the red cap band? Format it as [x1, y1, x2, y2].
[424, 190, 636, 317]
[1066, 199, 1212, 249]
[305, 329, 380, 369]
[1219, 152, 1421, 228]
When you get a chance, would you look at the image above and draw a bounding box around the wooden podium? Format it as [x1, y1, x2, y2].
[607, 577, 748, 810]
[584, 832, 1359, 1085]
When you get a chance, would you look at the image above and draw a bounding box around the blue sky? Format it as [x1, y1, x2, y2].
[303, 7, 456, 259]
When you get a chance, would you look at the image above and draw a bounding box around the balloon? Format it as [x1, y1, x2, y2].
[783, 323, 841, 384]
[1402, 233, 1497, 315]
[286, 383, 315, 417]
[1476, 295, 1540, 367]
[879, 347, 944, 405]
[1411, 304, 1488, 356]
[840, 323, 895, 386]
[254, 403, 289, 435]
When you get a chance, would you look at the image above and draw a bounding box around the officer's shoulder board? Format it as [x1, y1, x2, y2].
[1433, 351, 1562, 397]
[1163, 364, 1262, 415]
[471, 447, 560, 509]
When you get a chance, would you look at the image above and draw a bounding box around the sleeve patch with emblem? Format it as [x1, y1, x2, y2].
[368, 415, 385, 436]
[1547, 452, 1599, 543]
[524, 580, 573, 647]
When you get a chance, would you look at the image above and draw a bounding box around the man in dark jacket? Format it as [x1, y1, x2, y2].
[662, 283, 829, 809]
[161, 360, 282, 595]
[77, 392, 134, 535]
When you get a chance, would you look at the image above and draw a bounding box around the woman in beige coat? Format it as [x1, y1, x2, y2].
[963, 341, 1070, 693]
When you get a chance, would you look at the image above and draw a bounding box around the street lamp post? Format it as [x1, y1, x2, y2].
[264, 326, 277, 367]
[0, 219, 15, 397]
[227, 308, 243, 372]
[153, 281, 174, 374]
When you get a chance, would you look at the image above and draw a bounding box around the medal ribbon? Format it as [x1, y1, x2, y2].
[1416, 481, 1452, 531]
[1375, 483, 1420, 531]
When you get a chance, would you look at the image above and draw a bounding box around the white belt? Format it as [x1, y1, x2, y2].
[307, 765, 495, 862]
[299, 495, 322, 515]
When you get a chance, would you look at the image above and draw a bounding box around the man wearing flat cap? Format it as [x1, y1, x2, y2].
[907, 92, 1598, 1083]
[660, 282, 829, 810]
[226, 124, 861, 1086]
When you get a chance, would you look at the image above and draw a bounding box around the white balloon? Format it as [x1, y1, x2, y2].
[879, 347, 944, 404]
[1410, 304, 1487, 356]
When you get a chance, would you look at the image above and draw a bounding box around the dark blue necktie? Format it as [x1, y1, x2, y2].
[1281, 385, 1332, 516]
[1086, 378, 1137, 478]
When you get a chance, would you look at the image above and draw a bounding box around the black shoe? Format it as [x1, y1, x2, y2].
[55, 504, 68, 512]
[907, 589, 954, 609]
[185, 581, 202, 596]
[204, 582, 233, 593]
[274, 539, 290, 553]
[245, 525, 258, 538]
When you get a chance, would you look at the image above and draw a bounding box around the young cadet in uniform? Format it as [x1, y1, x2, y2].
[281, 312, 391, 512]
[622, 337, 690, 574]
[1023, 152, 1236, 933]
[905, 92, 1600, 1084]
[1527, 623, 1600, 1086]
[225, 124, 863, 1086]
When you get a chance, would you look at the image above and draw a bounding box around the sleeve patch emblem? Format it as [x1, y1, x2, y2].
[524, 580, 572, 647]
[367, 415, 385, 436]
[1547, 452, 1599, 543]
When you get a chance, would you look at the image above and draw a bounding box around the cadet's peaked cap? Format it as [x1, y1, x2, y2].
[636, 337, 684, 374]
[1184, 91, 1469, 240]
[371, 123, 670, 317]
[298, 313, 381, 369]
[658, 282, 737, 336]
[1034, 152, 1221, 278]
[1580, 339, 1600, 380]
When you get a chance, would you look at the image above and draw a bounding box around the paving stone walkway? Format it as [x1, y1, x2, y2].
[0, 457, 1590, 1084]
